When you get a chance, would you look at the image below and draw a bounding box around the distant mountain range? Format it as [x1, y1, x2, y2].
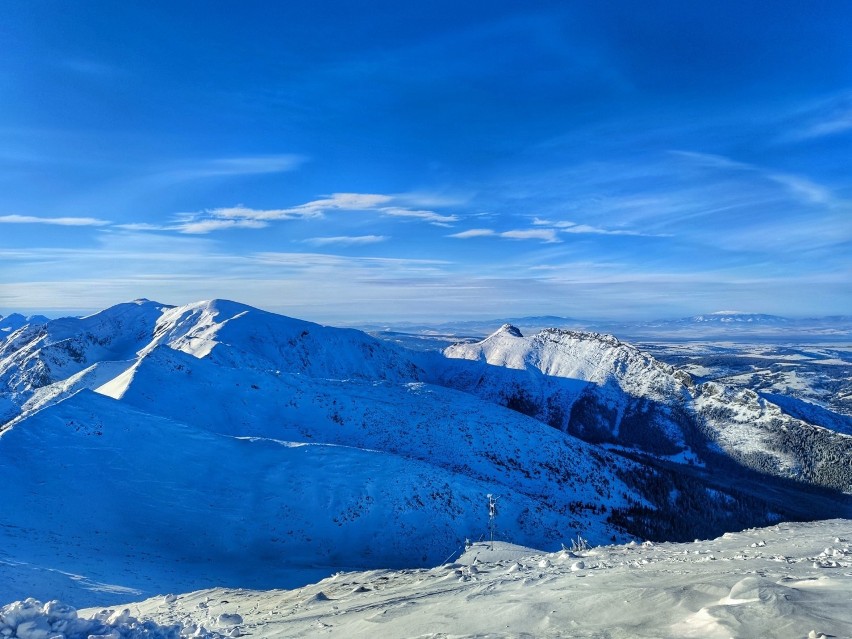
[1, 300, 850, 606]
[361, 311, 852, 342]
[0, 313, 48, 334]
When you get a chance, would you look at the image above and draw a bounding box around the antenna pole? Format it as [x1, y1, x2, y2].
[487, 494, 498, 550]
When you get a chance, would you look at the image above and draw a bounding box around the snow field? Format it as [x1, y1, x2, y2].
[0, 599, 221, 639]
[90, 520, 852, 639]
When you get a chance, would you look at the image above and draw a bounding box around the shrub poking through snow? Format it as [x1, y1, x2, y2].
[0, 599, 222, 639]
[565, 534, 591, 553]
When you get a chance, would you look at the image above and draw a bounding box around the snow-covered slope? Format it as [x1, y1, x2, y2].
[86, 519, 852, 639]
[142, 299, 421, 381]
[0, 313, 49, 334]
[436, 325, 852, 492]
[1, 388, 613, 607]
[0, 299, 421, 427]
[91, 344, 636, 540]
[0, 300, 171, 423]
[695, 382, 852, 490]
[435, 325, 696, 456]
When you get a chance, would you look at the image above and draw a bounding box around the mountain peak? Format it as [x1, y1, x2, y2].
[496, 324, 524, 338]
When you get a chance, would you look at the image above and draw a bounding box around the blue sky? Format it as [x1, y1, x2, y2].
[1, 0, 850, 321]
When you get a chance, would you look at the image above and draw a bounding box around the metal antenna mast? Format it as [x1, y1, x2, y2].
[487, 494, 498, 550]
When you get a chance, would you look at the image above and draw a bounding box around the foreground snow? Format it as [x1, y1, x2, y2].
[0, 598, 221, 639]
[66, 519, 851, 639]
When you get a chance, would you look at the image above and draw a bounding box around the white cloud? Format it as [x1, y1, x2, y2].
[176, 219, 268, 234]
[381, 207, 459, 224]
[782, 93, 852, 142]
[113, 222, 172, 231]
[532, 217, 648, 236]
[795, 112, 852, 140]
[316, 193, 395, 210]
[449, 228, 560, 242]
[201, 155, 306, 176]
[304, 235, 389, 246]
[152, 155, 307, 184]
[0, 215, 110, 226]
[164, 192, 459, 234]
[448, 229, 496, 239]
[501, 229, 560, 242]
[203, 205, 321, 222]
[252, 252, 448, 269]
[670, 150, 842, 209]
[767, 173, 835, 206]
[668, 150, 750, 170]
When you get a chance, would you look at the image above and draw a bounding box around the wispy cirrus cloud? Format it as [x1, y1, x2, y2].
[164, 192, 458, 234]
[252, 251, 447, 270]
[765, 173, 834, 206]
[303, 235, 389, 246]
[449, 228, 560, 242]
[532, 217, 650, 236]
[175, 219, 269, 234]
[149, 155, 307, 185]
[669, 151, 838, 206]
[380, 207, 458, 224]
[536, 150, 851, 253]
[0, 214, 111, 226]
[501, 229, 560, 242]
[796, 113, 852, 140]
[449, 228, 497, 239]
[781, 92, 852, 142]
[200, 205, 323, 222]
[113, 222, 171, 232]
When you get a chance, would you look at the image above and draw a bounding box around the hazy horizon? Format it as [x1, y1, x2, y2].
[2, 297, 850, 327]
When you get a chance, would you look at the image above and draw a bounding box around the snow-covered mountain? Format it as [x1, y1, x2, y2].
[5, 388, 610, 600]
[0, 299, 421, 426]
[1, 299, 850, 608]
[433, 325, 852, 493]
[365, 312, 852, 343]
[0, 300, 637, 606]
[0, 313, 49, 334]
[0, 300, 171, 419]
[434, 325, 694, 455]
[626, 312, 852, 341]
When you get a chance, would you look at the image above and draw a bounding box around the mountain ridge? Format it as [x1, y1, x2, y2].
[1, 298, 850, 607]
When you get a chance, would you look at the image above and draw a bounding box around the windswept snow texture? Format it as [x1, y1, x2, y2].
[86, 519, 852, 639]
[1, 299, 851, 611]
[0, 598, 221, 639]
